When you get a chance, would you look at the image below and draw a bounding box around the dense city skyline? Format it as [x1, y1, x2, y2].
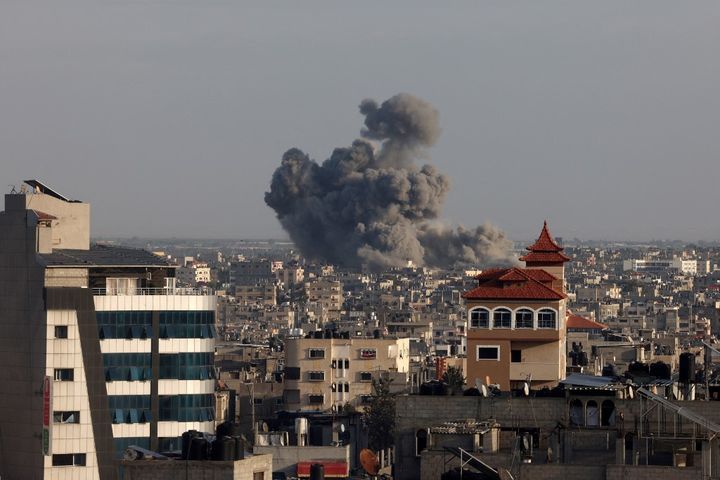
[3, 1, 720, 242]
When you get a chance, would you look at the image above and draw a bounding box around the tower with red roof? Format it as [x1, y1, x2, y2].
[462, 222, 569, 391]
[519, 220, 570, 285]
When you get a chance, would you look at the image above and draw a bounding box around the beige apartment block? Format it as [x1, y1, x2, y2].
[305, 279, 343, 311]
[235, 284, 277, 306]
[283, 336, 410, 412]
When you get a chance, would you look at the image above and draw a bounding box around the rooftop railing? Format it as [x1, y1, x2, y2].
[92, 287, 213, 296]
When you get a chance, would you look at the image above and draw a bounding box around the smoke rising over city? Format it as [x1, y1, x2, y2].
[265, 93, 513, 269]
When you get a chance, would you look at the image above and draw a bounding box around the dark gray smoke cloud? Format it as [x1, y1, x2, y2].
[265, 93, 513, 269]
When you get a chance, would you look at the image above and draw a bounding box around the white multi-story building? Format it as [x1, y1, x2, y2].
[623, 258, 698, 275]
[0, 181, 217, 480]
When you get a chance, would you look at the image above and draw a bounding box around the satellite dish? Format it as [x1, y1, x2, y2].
[340, 424, 346, 433]
[523, 382, 530, 397]
[522, 435, 530, 451]
[360, 448, 380, 475]
[261, 421, 269, 433]
[628, 386, 634, 400]
[481, 384, 489, 398]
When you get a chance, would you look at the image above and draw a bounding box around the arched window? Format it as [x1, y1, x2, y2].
[586, 400, 599, 427]
[469, 308, 490, 328]
[537, 309, 556, 329]
[570, 399, 584, 426]
[493, 308, 512, 329]
[601, 400, 616, 426]
[515, 309, 534, 329]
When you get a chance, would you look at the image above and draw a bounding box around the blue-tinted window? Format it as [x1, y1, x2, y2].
[103, 353, 152, 382]
[159, 394, 215, 422]
[159, 353, 215, 380]
[108, 395, 151, 424]
[159, 311, 216, 339]
[96, 311, 152, 339]
[97, 310, 216, 339]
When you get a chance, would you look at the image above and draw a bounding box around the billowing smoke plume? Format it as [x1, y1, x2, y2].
[265, 93, 513, 269]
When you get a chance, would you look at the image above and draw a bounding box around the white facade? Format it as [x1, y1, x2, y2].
[45, 310, 102, 480]
[623, 258, 698, 275]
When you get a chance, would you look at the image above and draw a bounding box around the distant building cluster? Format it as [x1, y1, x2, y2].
[3, 180, 720, 480]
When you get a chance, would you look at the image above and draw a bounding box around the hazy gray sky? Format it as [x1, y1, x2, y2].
[2, 1, 719, 242]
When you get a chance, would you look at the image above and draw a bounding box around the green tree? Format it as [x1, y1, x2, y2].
[442, 366, 465, 395]
[363, 377, 396, 452]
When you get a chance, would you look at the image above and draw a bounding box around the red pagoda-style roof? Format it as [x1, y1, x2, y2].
[463, 267, 566, 301]
[519, 221, 571, 264]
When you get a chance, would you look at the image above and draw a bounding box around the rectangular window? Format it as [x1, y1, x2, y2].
[360, 348, 376, 359]
[53, 411, 80, 424]
[253, 472, 265, 480]
[284, 367, 300, 380]
[52, 454, 73, 466]
[54, 368, 74, 381]
[54, 326, 68, 338]
[308, 349, 325, 359]
[253, 398, 263, 405]
[308, 394, 324, 404]
[511, 350, 522, 363]
[308, 371, 325, 381]
[476, 346, 500, 361]
[51, 453, 86, 466]
[360, 395, 373, 404]
[360, 372, 373, 382]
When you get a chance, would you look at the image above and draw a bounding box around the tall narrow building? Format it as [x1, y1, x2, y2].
[463, 222, 569, 391]
[0, 181, 217, 480]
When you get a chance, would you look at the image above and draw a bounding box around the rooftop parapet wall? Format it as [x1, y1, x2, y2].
[397, 395, 568, 432]
[397, 394, 720, 434]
